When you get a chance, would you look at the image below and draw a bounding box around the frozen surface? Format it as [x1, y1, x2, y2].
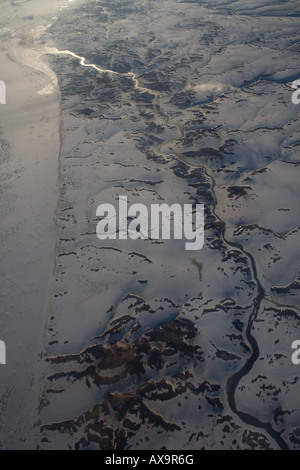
[0, 0, 300, 450]
[0, 0, 81, 450]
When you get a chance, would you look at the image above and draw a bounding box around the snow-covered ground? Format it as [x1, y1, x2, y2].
[0, 0, 299, 450]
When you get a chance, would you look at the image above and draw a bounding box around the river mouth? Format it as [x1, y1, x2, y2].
[1, 0, 300, 450]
